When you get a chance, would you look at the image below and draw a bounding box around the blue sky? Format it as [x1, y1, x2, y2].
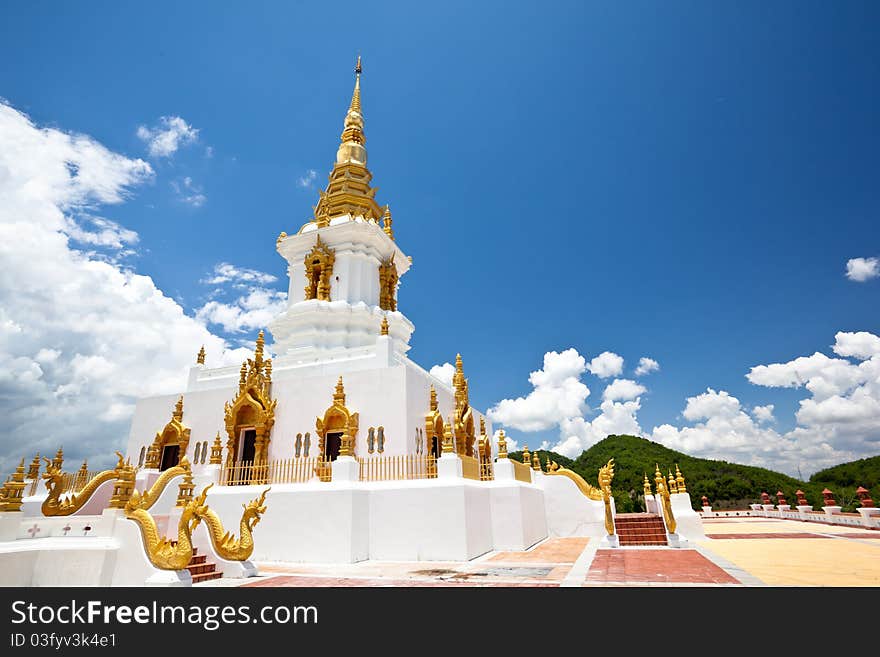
[1, 2, 878, 476]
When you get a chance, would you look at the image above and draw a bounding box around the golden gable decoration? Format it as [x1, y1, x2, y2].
[316, 377, 359, 460]
[144, 396, 191, 470]
[224, 331, 277, 465]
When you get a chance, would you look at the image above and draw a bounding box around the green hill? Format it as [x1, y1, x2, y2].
[509, 435, 880, 512]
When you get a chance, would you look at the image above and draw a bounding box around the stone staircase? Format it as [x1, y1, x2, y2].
[614, 513, 668, 546]
[188, 547, 222, 583]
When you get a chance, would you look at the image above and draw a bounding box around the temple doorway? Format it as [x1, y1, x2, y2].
[239, 428, 257, 463]
[326, 432, 343, 461]
[159, 444, 180, 471]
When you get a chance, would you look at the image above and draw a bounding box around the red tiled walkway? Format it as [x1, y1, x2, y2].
[243, 575, 556, 587]
[706, 532, 820, 540]
[585, 549, 740, 585]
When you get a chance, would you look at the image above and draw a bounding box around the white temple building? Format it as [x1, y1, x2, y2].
[0, 59, 704, 586]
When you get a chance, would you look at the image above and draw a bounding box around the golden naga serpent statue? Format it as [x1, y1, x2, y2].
[129, 456, 192, 512]
[124, 484, 210, 571]
[597, 458, 615, 536]
[545, 462, 604, 501]
[195, 484, 270, 561]
[41, 452, 124, 517]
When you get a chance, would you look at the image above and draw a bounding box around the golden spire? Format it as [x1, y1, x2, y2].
[172, 396, 184, 422]
[429, 385, 438, 412]
[52, 447, 64, 470]
[239, 362, 247, 390]
[442, 415, 455, 453]
[532, 449, 541, 471]
[522, 444, 531, 466]
[27, 454, 41, 480]
[643, 473, 652, 497]
[667, 469, 677, 494]
[380, 316, 389, 335]
[497, 429, 508, 459]
[479, 417, 486, 437]
[334, 376, 346, 405]
[209, 432, 223, 465]
[675, 464, 687, 493]
[453, 353, 469, 409]
[196, 345, 205, 365]
[383, 206, 394, 241]
[254, 330, 265, 369]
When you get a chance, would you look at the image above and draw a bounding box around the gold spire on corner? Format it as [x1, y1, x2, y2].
[643, 473, 652, 498]
[209, 433, 223, 465]
[26, 454, 41, 480]
[522, 445, 531, 466]
[172, 396, 184, 422]
[531, 449, 541, 471]
[196, 345, 206, 365]
[451, 353, 476, 457]
[0, 459, 27, 512]
[442, 415, 455, 454]
[497, 429, 508, 458]
[52, 447, 64, 471]
[382, 206, 394, 241]
[380, 316, 389, 335]
[667, 469, 677, 495]
[308, 56, 384, 228]
[334, 376, 346, 405]
[675, 464, 687, 493]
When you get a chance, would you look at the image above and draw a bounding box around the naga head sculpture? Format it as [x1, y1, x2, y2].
[243, 487, 270, 531]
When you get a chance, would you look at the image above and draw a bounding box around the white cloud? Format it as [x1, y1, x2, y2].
[488, 349, 590, 432]
[0, 101, 246, 474]
[136, 116, 199, 158]
[202, 262, 277, 286]
[171, 176, 206, 207]
[297, 169, 318, 188]
[587, 351, 624, 379]
[634, 356, 660, 377]
[195, 287, 287, 334]
[602, 378, 646, 402]
[555, 399, 643, 457]
[429, 363, 455, 388]
[751, 404, 775, 423]
[845, 257, 879, 282]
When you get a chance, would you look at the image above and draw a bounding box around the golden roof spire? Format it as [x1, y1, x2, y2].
[196, 345, 205, 365]
[382, 206, 394, 240]
[172, 396, 184, 422]
[429, 385, 438, 411]
[334, 376, 346, 405]
[350, 55, 362, 114]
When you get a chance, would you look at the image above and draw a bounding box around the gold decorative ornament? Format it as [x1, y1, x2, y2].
[477, 417, 492, 463]
[378, 256, 398, 311]
[452, 354, 476, 457]
[531, 450, 541, 471]
[382, 205, 394, 241]
[41, 454, 124, 517]
[380, 315, 389, 335]
[424, 385, 445, 458]
[545, 467, 604, 501]
[675, 464, 687, 493]
[667, 470, 678, 495]
[176, 463, 195, 508]
[549, 460, 560, 472]
[224, 331, 277, 469]
[276, 231, 287, 245]
[643, 473, 652, 498]
[144, 397, 191, 470]
[26, 454, 41, 481]
[196, 345, 206, 365]
[0, 459, 27, 512]
[52, 447, 64, 471]
[597, 459, 615, 536]
[109, 454, 137, 509]
[316, 377, 359, 460]
[522, 445, 531, 466]
[304, 236, 335, 301]
[441, 415, 455, 454]
[125, 483, 210, 571]
[496, 429, 508, 459]
[195, 485, 269, 561]
[654, 464, 676, 534]
[209, 433, 223, 465]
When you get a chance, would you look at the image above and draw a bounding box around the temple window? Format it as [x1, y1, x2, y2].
[295, 433, 302, 458]
[303, 236, 335, 301]
[367, 427, 375, 454]
[377, 426, 385, 453]
[304, 432, 311, 457]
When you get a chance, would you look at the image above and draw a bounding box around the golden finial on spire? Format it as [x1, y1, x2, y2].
[172, 396, 184, 422]
[52, 447, 64, 470]
[254, 330, 265, 367]
[532, 449, 541, 471]
[239, 362, 247, 390]
[667, 469, 677, 495]
[350, 55, 362, 114]
[196, 345, 205, 365]
[27, 454, 41, 480]
[380, 316, 389, 335]
[643, 473, 652, 497]
[209, 432, 223, 465]
[334, 376, 346, 405]
[522, 444, 531, 466]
